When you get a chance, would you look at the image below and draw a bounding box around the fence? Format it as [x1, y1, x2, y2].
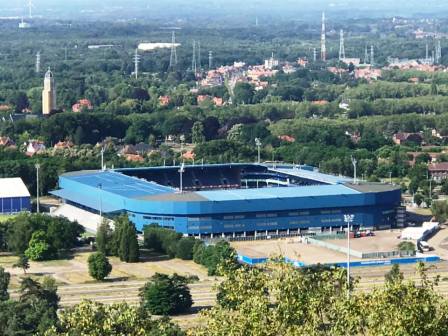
[238, 254, 440, 268]
[305, 237, 414, 259]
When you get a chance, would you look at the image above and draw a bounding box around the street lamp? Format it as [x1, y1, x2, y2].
[35, 163, 40, 213]
[98, 183, 103, 219]
[351, 156, 357, 184]
[344, 214, 355, 297]
[255, 138, 261, 164]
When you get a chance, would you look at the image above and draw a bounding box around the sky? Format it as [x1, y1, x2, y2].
[2, 0, 448, 21]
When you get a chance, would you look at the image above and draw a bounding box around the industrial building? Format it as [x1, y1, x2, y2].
[51, 164, 403, 237]
[0, 178, 31, 214]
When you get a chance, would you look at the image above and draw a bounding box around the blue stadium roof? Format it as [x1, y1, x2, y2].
[61, 170, 175, 198]
[197, 184, 359, 201]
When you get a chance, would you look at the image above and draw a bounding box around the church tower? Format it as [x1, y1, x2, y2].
[42, 68, 56, 115]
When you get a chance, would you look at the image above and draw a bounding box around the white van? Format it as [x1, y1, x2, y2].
[420, 241, 432, 252]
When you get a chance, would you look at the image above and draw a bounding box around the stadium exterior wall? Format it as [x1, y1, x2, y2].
[0, 197, 31, 214]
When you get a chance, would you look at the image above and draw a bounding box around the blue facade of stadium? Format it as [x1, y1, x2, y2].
[51, 164, 402, 237]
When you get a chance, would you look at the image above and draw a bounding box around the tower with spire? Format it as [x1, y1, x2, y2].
[42, 68, 56, 115]
[321, 12, 326, 61]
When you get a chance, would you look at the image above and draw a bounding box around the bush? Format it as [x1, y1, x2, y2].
[25, 230, 53, 261]
[398, 241, 416, 253]
[143, 225, 182, 258]
[140, 273, 192, 315]
[176, 237, 197, 260]
[192, 240, 238, 276]
[88, 252, 112, 281]
[110, 215, 140, 263]
[5, 213, 84, 258]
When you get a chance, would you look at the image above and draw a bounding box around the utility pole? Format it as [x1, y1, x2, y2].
[35, 163, 40, 213]
[344, 214, 355, 298]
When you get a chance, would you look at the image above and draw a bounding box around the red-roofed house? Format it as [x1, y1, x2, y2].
[0, 136, 15, 147]
[197, 95, 210, 104]
[392, 132, 423, 146]
[26, 140, 46, 156]
[429, 163, 448, 182]
[213, 97, 224, 106]
[278, 135, 296, 143]
[159, 96, 171, 106]
[72, 99, 93, 113]
[54, 141, 74, 150]
[311, 100, 329, 106]
[182, 150, 195, 160]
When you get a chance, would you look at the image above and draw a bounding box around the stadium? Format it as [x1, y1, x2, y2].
[51, 163, 403, 237]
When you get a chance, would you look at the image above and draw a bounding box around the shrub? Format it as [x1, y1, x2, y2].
[88, 252, 112, 281]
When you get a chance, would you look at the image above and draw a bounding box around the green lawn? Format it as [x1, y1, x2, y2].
[0, 214, 16, 223]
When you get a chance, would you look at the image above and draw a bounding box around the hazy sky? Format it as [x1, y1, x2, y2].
[2, 0, 448, 21]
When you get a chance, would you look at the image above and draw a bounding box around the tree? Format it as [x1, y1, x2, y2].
[414, 193, 424, 207]
[114, 215, 140, 263]
[25, 230, 52, 261]
[233, 82, 254, 104]
[88, 252, 112, 281]
[140, 273, 192, 315]
[13, 255, 30, 274]
[45, 300, 184, 336]
[96, 220, 113, 255]
[191, 121, 205, 144]
[0, 266, 10, 301]
[385, 264, 404, 284]
[432, 200, 448, 223]
[192, 240, 238, 276]
[397, 241, 416, 253]
[175, 237, 196, 260]
[190, 261, 448, 336]
[0, 277, 60, 335]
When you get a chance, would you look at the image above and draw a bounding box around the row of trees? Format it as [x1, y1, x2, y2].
[96, 215, 140, 262]
[0, 213, 84, 260]
[192, 262, 448, 336]
[0, 266, 186, 335]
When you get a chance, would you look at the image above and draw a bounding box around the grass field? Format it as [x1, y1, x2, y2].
[0, 214, 16, 223]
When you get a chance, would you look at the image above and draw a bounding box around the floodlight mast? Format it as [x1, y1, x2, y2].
[351, 156, 357, 184]
[344, 214, 355, 297]
[179, 163, 185, 193]
[35, 163, 40, 213]
[255, 138, 262, 164]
